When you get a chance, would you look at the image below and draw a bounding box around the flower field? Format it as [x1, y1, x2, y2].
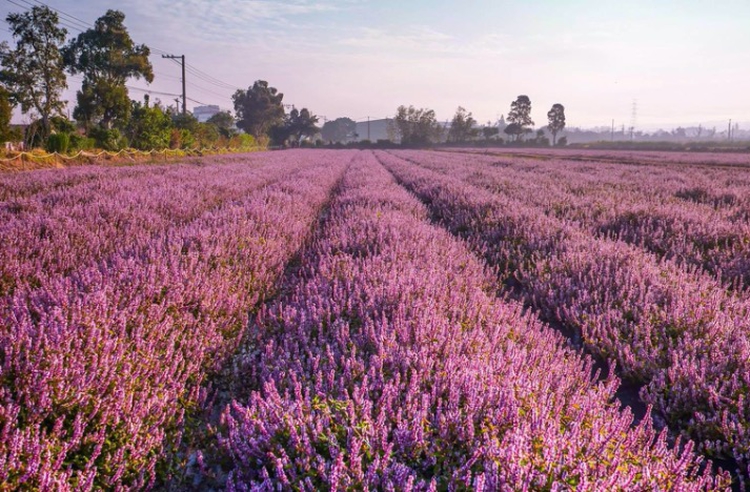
[3, 148, 750, 490]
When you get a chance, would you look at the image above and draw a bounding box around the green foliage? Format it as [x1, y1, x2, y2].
[557, 136, 568, 147]
[126, 101, 171, 150]
[0, 86, 14, 143]
[271, 107, 319, 146]
[481, 124, 500, 141]
[206, 111, 236, 138]
[232, 133, 257, 149]
[177, 129, 195, 149]
[169, 128, 198, 149]
[69, 133, 95, 151]
[232, 80, 285, 138]
[534, 128, 551, 147]
[73, 79, 131, 130]
[503, 123, 532, 143]
[50, 116, 76, 134]
[171, 112, 199, 132]
[46, 132, 70, 153]
[447, 106, 478, 143]
[268, 123, 291, 146]
[507, 95, 534, 141]
[193, 123, 220, 147]
[63, 10, 153, 129]
[289, 108, 319, 144]
[0, 6, 68, 143]
[547, 103, 566, 146]
[320, 117, 357, 143]
[89, 127, 125, 151]
[391, 105, 443, 146]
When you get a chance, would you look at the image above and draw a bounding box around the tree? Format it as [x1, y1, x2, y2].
[534, 128, 550, 147]
[63, 10, 153, 130]
[268, 107, 320, 147]
[320, 117, 357, 143]
[0, 6, 67, 144]
[171, 112, 199, 132]
[546, 103, 566, 146]
[207, 111, 236, 138]
[125, 98, 172, 150]
[503, 123, 531, 142]
[287, 108, 319, 145]
[507, 95, 534, 141]
[392, 105, 443, 146]
[447, 106, 477, 143]
[232, 80, 284, 138]
[481, 122, 500, 141]
[193, 122, 221, 147]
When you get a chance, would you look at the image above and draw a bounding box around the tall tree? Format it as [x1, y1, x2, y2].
[207, 111, 236, 138]
[232, 80, 284, 138]
[63, 10, 153, 130]
[507, 95, 534, 141]
[392, 105, 443, 146]
[0, 6, 67, 144]
[547, 103, 566, 146]
[320, 117, 356, 143]
[447, 106, 477, 143]
[287, 107, 319, 144]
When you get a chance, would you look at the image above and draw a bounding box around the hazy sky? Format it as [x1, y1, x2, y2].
[1, 0, 749, 129]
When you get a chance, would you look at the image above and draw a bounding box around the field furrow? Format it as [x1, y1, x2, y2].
[377, 149, 750, 481]
[0, 151, 351, 489]
[212, 151, 727, 490]
[411, 150, 750, 287]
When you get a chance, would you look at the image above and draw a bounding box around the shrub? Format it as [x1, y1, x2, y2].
[89, 128, 126, 151]
[230, 133, 257, 150]
[69, 134, 96, 151]
[46, 133, 70, 153]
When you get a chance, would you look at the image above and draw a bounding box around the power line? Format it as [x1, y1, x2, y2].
[186, 96, 210, 107]
[7, 0, 87, 33]
[186, 80, 233, 100]
[184, 62, 238, 89]
[153, 71, 182, 82]
[27, 0, 90, 31]
[184, 64, 238, 91]
[126, 85, 181, 98]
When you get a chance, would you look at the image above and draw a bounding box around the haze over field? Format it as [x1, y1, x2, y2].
[0, 0, 748, 129]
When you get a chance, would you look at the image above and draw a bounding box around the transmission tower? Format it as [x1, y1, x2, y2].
[628, 100, 637, 141]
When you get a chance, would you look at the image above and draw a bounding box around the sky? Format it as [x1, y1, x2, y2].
[1, 0, 749, 130]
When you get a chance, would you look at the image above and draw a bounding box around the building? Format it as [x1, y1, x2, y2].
[193, 105, 221, 123]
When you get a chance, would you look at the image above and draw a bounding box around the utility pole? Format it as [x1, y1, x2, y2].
[611, 119, 615, 142]
[162, 54, 186, 114]
[367, 116, 371, 141]
[728, 119, 732, 141]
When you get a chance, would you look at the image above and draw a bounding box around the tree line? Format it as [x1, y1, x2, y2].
[390, 96, 566, 147]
